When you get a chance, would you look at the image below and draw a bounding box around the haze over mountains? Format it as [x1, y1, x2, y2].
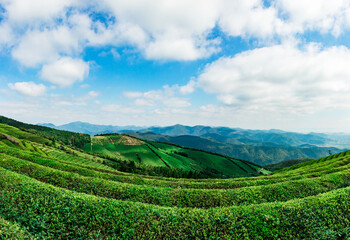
[38, 121, 349, 165]
[39, 122, 144, 136]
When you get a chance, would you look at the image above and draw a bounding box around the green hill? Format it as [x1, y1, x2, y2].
[264, 158, 312, 171]
[83, 133, 266, 178]
[0, 115, 91, 148]
[1, 120, 350, 239]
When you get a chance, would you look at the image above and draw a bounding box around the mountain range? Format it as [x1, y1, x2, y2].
[39, 122, 143, 135]
[127, 132, 342, 165]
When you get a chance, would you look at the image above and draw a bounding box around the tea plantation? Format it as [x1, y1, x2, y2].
[0, 122, 349, 239]
[83, 134, 267, 178]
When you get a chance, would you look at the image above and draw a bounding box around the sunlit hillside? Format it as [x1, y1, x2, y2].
[0, 120, 349, 239]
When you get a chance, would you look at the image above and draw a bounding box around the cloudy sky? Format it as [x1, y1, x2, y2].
[1, 0, 350, 132]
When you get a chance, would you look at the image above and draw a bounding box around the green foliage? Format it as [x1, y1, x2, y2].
[265, 158, 312, 171]
[1, 153, 350, 208]
[0, 168, 350, 239]
[0, 217, 36, 240]
[86, 134, 265, 178]
[0, 116, 90, 148]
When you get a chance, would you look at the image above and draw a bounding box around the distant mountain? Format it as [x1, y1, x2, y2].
[136, 125, 350, 149]
[37, 122, 350, 148]
[38, 122, 143, 135]
[127, 132, 343, 165]
[38, 123, 57, 128]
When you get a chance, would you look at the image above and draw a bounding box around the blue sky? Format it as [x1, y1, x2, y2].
[1, 0, 350, 132]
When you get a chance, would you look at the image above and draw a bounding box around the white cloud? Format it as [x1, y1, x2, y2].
[4, 0, 350, 67]
[8, 81, 46, 97]
[218, 0, 286, 39]
[12, 27, 79, 67]
[75, 91, 101, 102]
[124, 91, 143, 99]
[0, 23, 13, 47]
[218, 0, 350, 39]
[103, 0, 221, 60]
[200, 104, 220, 113]
[179, 79, 197, 94]
[163, 97, 191, 108]
[87, 91, 100, 98]
[1, 0, 79, 25]
[198, 44, 350, 114]
[113, 22, 149, 48]
[144, 37, 220, 61]
[134, 98, 154, 107]
[275, 0, 350, 36]
[110, 48, 121, 60]
[124, 85, 191, 108]
[40, 57, 89, 87]
[56, 101, 73, 106]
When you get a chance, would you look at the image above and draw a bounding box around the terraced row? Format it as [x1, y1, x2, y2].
[0, 167, 349, 239]
[0, 144, 342, 192]
[2, 147, 350, 208]
[2, 142, 350, 192]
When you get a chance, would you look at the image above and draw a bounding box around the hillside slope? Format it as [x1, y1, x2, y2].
[264, 158, 312, 171]
[1, 121, 350, 239]
[1, 115, 90, 148]
[83, 134, 267, 178]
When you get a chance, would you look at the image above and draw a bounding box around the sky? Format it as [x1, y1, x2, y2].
[2, 0, 350, 132]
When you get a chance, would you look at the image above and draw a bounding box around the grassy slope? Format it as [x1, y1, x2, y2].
[0, 123, 350, 239]
[84, 134, 264, 178]
[264, 158, 312, 171]
[0, 115, 91, 148]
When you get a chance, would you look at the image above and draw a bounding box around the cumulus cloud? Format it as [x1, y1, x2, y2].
[3, 0, 350, 66]
[40, 57, 89, 87]
[179, 79, 197, 95]
[103, 0, 221, 60]
[275, 0, 350, 36]
[1, 0, 79, 25]
[218, 0, 286, 39]
[8, 81, 46, 97]
[12, 27, 79, 67]
[198, 44, 350, 114]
